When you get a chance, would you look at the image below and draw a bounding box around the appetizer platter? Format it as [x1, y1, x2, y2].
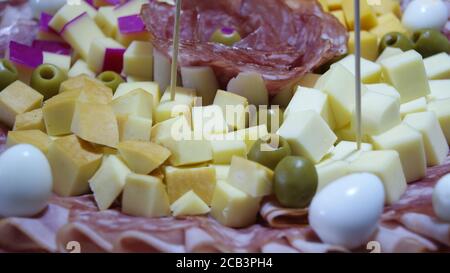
[0, 0, 449, 253]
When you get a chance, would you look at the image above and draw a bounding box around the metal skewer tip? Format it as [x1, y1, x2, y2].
[354, 0, 362, 150]
[170, 0, 182, 101]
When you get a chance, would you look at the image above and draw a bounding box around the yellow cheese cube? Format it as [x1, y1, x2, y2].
[213, 90, 248, 130]
[381, 50, 430, 103]
[315, 64, 368, 128]
[150, 115, 191, 144]
[376, 47, 404, 64]
[13, 108, 45, 132]
[338, 54, 382, 83]
[42, 90, 80, 136]
[164, 166, 216, 205]
[372, 0, 402, 18]
[115, 29, 150, 48]
[118, 140, 171, 174]
[424, 53, 450, 80]
[71, 102, 119, 148]
[370, 13, 407, 39]
[6, 130, 51, 154]
[278, 110, 337, 163]
[60, 75, 112, 102]
[89, 155, 131, 210]
[210, 140, 247, 164]
[122, 173, 170, 218]
[224, 124, 269, 152]
[160, 86, 196, 105]
[48, 2, 97, 33]
[210, 180, 261, 228]
[400, 97, 427, 118]
[181, 66, 219, 105]
[331, 10, 347, 29]
[111, 88, 153, 120]
[43, 52, 71, 73]
[210, 164, 230, 180]
[117, 115, 152, 142]
[366, 83, 401, 101]
[370, 123, 426, 183]
[348, 150, 406, 204]
[342, 0, 378, 30]
[68, 60, 96, 78]
[192, 105, 228, 138]
[170, 190, 210, 217]
[403, 112, 449, 166]
[160, 136, 212, 166]
[95, 6, 118, 37]
[48, 135, 103, 196]
[352, 91, 400, 137]
[227, 72, 269, 106]
[348, 31, 379, 61]
[285, 87, 335, 130]
[427, 99, 450, 144]
[316, 160, 349, 191]
[154, 101, 192, 125]
[87, 37, 125, 74]
[123, 41, 153, 80]
[114, 82, 160, 109]
[227, 156, 274, 197]
[328, 141, 373, 162]
[428, 80, 450, 101]
[0, 81, 43, 127]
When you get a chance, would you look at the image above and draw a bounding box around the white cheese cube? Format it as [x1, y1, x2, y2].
[376, 47, 403, 64]
[150, 115, 191, 144]
[316, 160, 349, 191]
[113, 0, 147, 18]
[68, 59, 96, 78]
[95, 6, 118, 37]
[123, 41, 153, 80]
[117, 115, 152, 142]
[153, 48, 171, 92]
[348, 150, 407, 204]
[335, 125, 370, 143]
[427, 99, 450, 144]
[89, 155, 131, 210]
[49, 2, 97, 33]
[210, 140, 247, 164]
[366, 83, 401, 101]
[210, 164, 230, 180]
[227, 72, 268, 106]
[400, 97, 427, 118]
[181, 66, 219, 105]
[160, 136, 213, 166]
[380, 50, 430, 103]
[213, 90, 248, 130]
[170, 190, 210, 217]
[114, 82, 160, 109]
[424, 53, 450, 80]
[285, 86, 335, 130]
[160, 86, 196, 105]
[428, 80, 450, 101]
[224, 125, 269, 152]
[277, 110, 337, 163]
[370, 123, 427, 183]
[192, 105, 228, 138]
[338, 54, 382, 83]
[43, 52, 71, 73]
[403, 112, 449, 166]
[329, 141, 373, 162]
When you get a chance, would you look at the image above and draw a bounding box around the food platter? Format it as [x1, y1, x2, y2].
[0, 0, 449, 253]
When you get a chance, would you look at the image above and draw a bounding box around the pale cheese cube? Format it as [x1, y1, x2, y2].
[370, 123, 427, 183]
[122, 173, 170, 218]
[94, 6, 118, 37]
[89, 155, 131, 210]
[328, 141, 373, 162]
[403, 112, 449, 166]
[224, 124, 269, 152]
[316, 160, 349, 191]
[118, 140, 171, 174]
[227, 156, 274, 197]
[213, 90, 248, 130]
[348, 150, 407, 204]
[366, 83, 401, 101]
[400, 97, 427, 119]
[160, 86, 196, 105]
[427, 99, 450, 144]
[211, 180, 261, 228]
[123, 41, 153, 80]
[376, 47, 403, 64]
[284, 87, 335, 130]
[68, 59, 96, 78]
[13, 108, 45, 132]
[87, 37, 125, 74]
[6, 130, 51, 154]
[42, 90, 80, 136]
[154, 101, 192, 126]
[113, 0, 147, 18]
[117, 115, 152, 142]
[126, 75, 151, 83]
[150, 115, 191, 144]
[424, 53, 450, 80]
[43, 52, 71, 73]
[111, 88, 153, 120]
[114, 82, 160, 109]
[428, 80, 450, 101]
[380, 50, 430, 103]
[170, 190, 210, 217]
[160, 136, 213, 166]
[210, 164, 230, 180]
[49, 2, 97, 33]
[192, 105, 228, 138]
[153, 48, 171, 92]
[338, 54, 382, 83]
[226, 72, 268, 106]
[181, 66, 219, 105]
[277, 110, 337, 163]
[210, 140, 247, 164]
[335, 125, 370, 143]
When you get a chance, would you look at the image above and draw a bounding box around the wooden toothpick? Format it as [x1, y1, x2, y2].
[170, 0, 182, 101]
[354, 0, 362, 150]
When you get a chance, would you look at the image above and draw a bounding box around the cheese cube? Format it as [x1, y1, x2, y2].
[123, 41, 153, 80]
[315, 63, 368, 128]
[226, 72, 269, 106]
[224, 124, 269, 152]
[60, 13, 105, 60]
[381, 50, 430, 103]
[160, 136, 213, 166]
[71, 102, 119, 148]
[376, 47, 403, 64]
[122, 173, 170, 218]
[60, 74, 109, 93]
[210, 180, 261, 228]
[210, 140, 247, 164]
[94, 6, 118, 37]
[329, 141, 373, 162]
[370, 13, 407, 39]
[285, 87, 335, 130]
[370, 123, 427, 183]
[297, 73, 321, 89]
[338, 54, 382, 83]
[62, 79, 113, 106]
[352, 91, 401, 137]
[113, 0, 147, 18]
[347, 31, 379, 61]
[89, 155, 131, 210]
[372, 0, 402, 17]
[13, 108, 45, 132]
[118, 140, 171, 174]
[111, 88, 153, 120]
[68, 59, 96, 78]
[48, 2, 97, 33]
[348, 150, 407, 204]
[115, 15, 150, 46]
[42, 90, 79, 135]
[42, 52, 71, 73]
[427, 99, 450, 144]
[277, 110, 337, 163]
[192, 105, 228, 138]
[170, 190, 210, 217]
[114, 82, 160, 109]
[0, 81, 43, 127]
[164, 166, 216, 205]
[181, 66, 219, 105]
[424, 53, 450, 80]
[155, 101, 192, 125]
[160, 86, 196, 105]
[335, 125, 370, 143]
[87, 37, 126, 74]
[332, 10, 347, 28]
[227, 156, 274, 197]
[117, 115, 152, 142]
[403, 112, 449, 166]
[366, 83, 401, 101]
[400, 97, 427, 118]
[213, 90, 248, 130]
[6, 130, 51, 154]
[428, 80, 450, 101]
[210, 164, 230, 181]
[150, 115, 191, 144]
[153, 48, 171, 92]
[342, 0, 378, 30]
[316, 160, 349, 191]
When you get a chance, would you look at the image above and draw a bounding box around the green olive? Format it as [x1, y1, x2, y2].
[30, 64, 67, 100]
[274, 156, 318, 208]
[412, 29, 450, 58]
[97, 71, 124, 93]
[248, 134, 291, 170]
[258, 107, 284, 133]
[210, 27, 242, 46]
[379, 32, 414, 53]
[0, 59, 19, 91]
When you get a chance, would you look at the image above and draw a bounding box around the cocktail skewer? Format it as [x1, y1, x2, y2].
[354, 0, 362, 150]
[169, 0, 182, 101]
